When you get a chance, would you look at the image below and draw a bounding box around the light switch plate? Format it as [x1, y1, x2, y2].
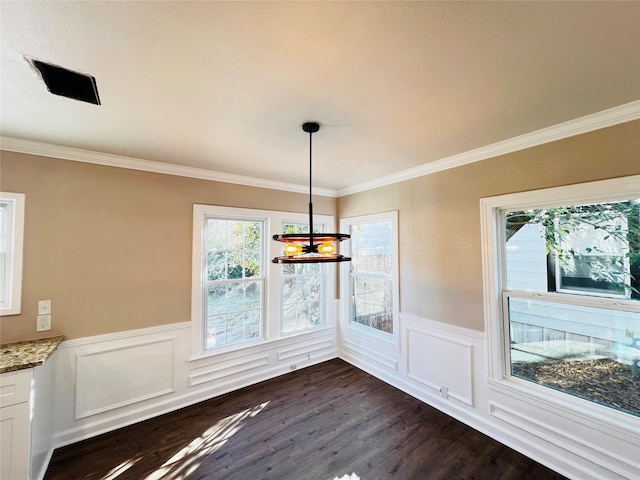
[38, 300, 51, 315]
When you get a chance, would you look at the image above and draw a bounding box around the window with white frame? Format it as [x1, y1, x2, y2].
[0, 192, 25, 315]
[191, 205, 336, 356]
[481, 176, 640, 418]
[341, 212, 399, 338]
[202, 216, 265, 349]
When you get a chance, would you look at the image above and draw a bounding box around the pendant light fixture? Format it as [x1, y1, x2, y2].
[272, 122, 351, 264]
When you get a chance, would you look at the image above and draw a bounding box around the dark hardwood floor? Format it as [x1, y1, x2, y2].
[44, 359, 567, 480]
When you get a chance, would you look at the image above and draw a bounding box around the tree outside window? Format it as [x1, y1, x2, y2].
[504, 199, 640, 416]
[204, 218, 264, 349]
[506, 200, 639, 299]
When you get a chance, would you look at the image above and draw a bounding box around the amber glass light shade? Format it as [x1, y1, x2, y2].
[272, 233, 350, 264]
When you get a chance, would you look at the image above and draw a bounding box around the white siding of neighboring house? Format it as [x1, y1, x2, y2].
[505, 223, 638, 351]
[505, 223, 548, 292]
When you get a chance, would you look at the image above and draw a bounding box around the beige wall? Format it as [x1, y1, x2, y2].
[0, 152, 336, 342]
[338, 120, 640, 331]
[2, 121, 638, 341]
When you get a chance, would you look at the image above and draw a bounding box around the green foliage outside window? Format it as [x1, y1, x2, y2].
[506, 200, 640, 298]
[206, 220, 262, 280]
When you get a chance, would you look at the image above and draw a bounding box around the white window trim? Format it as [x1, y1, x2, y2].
[480, 174, 640, 430]
[340, 211, 400, 346]
[191, 204, 337, 359]
[0, 192, 25, 315]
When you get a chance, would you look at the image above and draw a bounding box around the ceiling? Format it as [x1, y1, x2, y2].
[1, 1, 639, 193]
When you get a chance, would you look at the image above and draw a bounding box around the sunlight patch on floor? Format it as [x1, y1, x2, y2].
[101, 457, 141, 480]
[332, 473, 361, 480]
[143, 401, 270, 480]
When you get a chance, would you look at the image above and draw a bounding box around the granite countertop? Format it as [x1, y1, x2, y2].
[0, 336, 64, 373]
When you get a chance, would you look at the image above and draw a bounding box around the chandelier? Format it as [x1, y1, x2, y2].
[272, 122, 351, 264]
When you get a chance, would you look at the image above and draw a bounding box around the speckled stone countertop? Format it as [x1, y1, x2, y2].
[0, 336, 64, 373]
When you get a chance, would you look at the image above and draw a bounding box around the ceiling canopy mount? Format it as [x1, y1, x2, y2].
[302, 121, 320, 134]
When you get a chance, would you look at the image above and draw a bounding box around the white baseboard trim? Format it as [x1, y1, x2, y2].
[32, 449, 54, 480]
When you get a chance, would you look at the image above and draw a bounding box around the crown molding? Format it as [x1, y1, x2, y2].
[338, 100, 640, 197]
[2, 101, 638, 199]
[0, 137, 338, 198]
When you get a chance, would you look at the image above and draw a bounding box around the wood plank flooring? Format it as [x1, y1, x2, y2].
[44, 359, 567, 480]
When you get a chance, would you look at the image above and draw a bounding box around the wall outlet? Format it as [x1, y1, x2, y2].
[439, 385, 449, 399]
[38, 300, 52, 315]
[37, 314, 51, 331]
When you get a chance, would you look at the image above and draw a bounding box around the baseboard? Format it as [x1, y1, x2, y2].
[32, 449, 54, 480]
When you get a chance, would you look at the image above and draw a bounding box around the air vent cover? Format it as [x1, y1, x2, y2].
[27, 57, 101, 105]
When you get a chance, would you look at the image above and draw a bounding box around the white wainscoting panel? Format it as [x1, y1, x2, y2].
[393, 313, 638, 480]
[406, 326, 474, 406]
[46, 311, 639, 480]
[340, 337, 399, 372]
[75, 337, 176, 419]
[189, 354, 270, 387]
[277, 338, 334, 362]
[53, 323, 338, 449]
[490, 401, 640, 480]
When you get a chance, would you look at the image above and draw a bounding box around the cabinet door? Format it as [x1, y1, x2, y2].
[1, 402, 31, 480]
[0, 369, 32, 408]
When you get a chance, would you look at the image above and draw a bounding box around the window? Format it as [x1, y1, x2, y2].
[281, 222, 325, 333]
[506, 204, 636, 299]
[191, 205, 336, 356]
[341, 212, 399, 338]
[481, 176, 640, 418]
[203, 217, 264, 349]
[0, 192, 25, 315]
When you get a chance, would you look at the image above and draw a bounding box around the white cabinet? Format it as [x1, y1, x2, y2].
[1, 369, 33, 480]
